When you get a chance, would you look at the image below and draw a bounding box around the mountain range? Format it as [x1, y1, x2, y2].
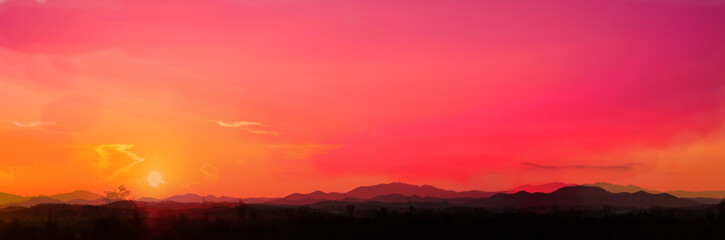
[584, 182, 725, 199]
[273, 183, 710, 208]
[1, 182, 723, 208]
[0, 190, 103, 207]
[274, 182, 496, 205]
[507, 182, 576, 193]
[165, 194, 241, 203]
[467, 186, 700, 208]
[0, 191, 271, 208]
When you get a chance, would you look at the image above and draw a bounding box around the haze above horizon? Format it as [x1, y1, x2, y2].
[1, 0, 724, 198]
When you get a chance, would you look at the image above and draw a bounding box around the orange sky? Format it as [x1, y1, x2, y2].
[1, 0, 725, 198]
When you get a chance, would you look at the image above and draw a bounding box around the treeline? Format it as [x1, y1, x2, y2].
[1, 203, 724, 239]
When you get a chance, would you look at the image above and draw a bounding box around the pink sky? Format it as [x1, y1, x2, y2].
[0, 0, 724, 198]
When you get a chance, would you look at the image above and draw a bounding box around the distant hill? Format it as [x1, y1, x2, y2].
[686, 197, 723, 205]
[368, 194, 419, 203]
[165, 194, 241, 203]
[284, 191, 347, 201]
[368, 194, 447, 203]
[164, 194, 204, 202]
[1, 197, 63, 208]
[0, 192, 28, 205]
[347, 182, 495, 199]
[584, 182, 655, 193]
[275, 185, 703, 209]
[508, 182, 576, 193]
[667, 190, 725, 199]
[66, 198, 105, 205]
[1, 182, 722, 209]
[1, 190, 102, 206]
[268, 198, 332, 205]
[584, 182, 725, 199]
[278, 182, 497, 204]
[466, 186, 700, 208]
[47, 190, 103, 202]
[240, 197, 279, 204]
[137, 197, 162, 202]
[103, 200, 137, 209]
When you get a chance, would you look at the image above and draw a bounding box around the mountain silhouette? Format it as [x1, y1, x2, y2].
[666, 190, 725, 199]
[281, 182, 496, 203]
[47, 190, 103, 202]
[0, 183, 721, 208]
[65, 198, 105, 205]
[368, 194, 448, 203]
[103, 200, 138, 209]
[164, 194, 240, 203]
[686, 197, 723, 205]
[0, 196, 63, 208]
[585, 182, 725, 199]
[285, 191, 347, 201]
[584, 182, 654, 193]
[508, 182, 576, 193]
[137, 197, 162, 202]
[0, 190, 102, 206]
[268, 197, 332, 205]
[467, 186, 700, 208]
[238, 197, 280, 204]
[0, 192, 28, 205]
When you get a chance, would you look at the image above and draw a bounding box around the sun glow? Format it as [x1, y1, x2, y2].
[147, 171, 165, 188]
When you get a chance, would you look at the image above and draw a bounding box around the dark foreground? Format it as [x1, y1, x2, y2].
[1, 201, 724, 240]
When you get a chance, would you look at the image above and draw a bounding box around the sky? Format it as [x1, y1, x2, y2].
[0, 0, 724, 198]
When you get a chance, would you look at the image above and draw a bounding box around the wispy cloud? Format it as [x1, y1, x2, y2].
[213, 120, 265, 128]
[521, 162, 641, 172]
[200, 164, 219, 181]
[5, 120, 55, 128]
[240, 128, 281, 136]
[94, 144, 145, 179]
[0, 165, 14, 185]
[207, 119, 280, 136]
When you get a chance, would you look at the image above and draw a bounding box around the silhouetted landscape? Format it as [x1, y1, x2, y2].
[2, 0, 725, 239]
[1, 183, 725, 239]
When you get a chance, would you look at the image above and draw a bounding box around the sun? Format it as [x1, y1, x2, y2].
[147, 171, 165, 188]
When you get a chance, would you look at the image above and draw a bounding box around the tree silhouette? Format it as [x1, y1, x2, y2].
[718, 199, 725, 225]
[603, 204, 613, 216]
[236, 200, 248, 224]
[345, 204, 355, 218]
[103, 185, 131, 203]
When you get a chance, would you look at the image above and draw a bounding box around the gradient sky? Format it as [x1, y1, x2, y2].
[1, 0, 725, 198]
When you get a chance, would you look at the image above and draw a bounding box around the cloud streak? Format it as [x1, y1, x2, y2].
[200, 164, 219, 181]
[240, 128, 281, 136]
[208, 120, 280, 136]
[5, 120, 55, 128]
[214, 120, 265, 128]
[521, 162, 641, 172]
[94, 144, 145, 179]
